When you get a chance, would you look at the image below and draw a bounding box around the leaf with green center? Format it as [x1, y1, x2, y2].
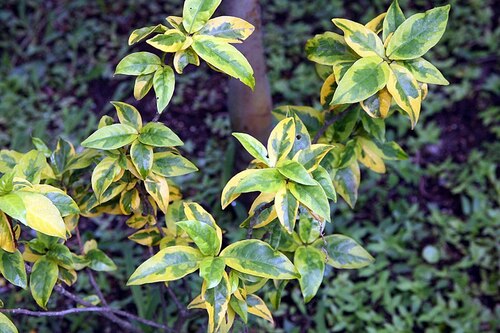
[0, 312, 18, 333]
[203, 271, 230, 333]
[91, 157, 122, 201]
[272, 106, 324, 134]
[246, 294, 274, 324]
[115, 52, 162, 75]
[0, 172, 14, 195]
[387, 63, 421, 128]
[288, 182, 330, 222]
[331, 56, 390, 105]
[0, 249, 27, 289]
[13, 150, 48, 185]
[30, 256, 58, 309]
[294, 246, 325, 303]
[383, 0, 406, 42]
[182, 0, 222, 33]
[312, 166, 337, 201]
[398, 58, 449, 85]
[293, 144, 333, 172]
[360, 87, 392, 118]
[144, 173, 169, 214]
[146, 29, 186, 53]
[130, 141, 153, 179]
[386, 5, 451, 60]
[30, 185, 80, 217]
[138, 122, 183, 147]
[111, 101, 142, 130]
[153, 66, 176, 114]
[267, 117, 295, 167]
[232, 133, 269, 166]
[152, 152, 198, 177]
[177, 220, 220, 256]
[81, 124, 138, 150]
[298, 212, 322, 244]
[0, 193, 26, 223]
[276, 160, 315, 186]
[198, 16, 254, 43]
[305, 32, 359, 65]
[128, 24, 167, 45]
[274, 185, 298, 233]
[199, 257, 225, 289]
[183, 202, 222, 251]
[313, 234, 374, 269]
[360, 113, 386, 142]
[16, 192, 66, 239]
[221, 169, 285, 209]
[127, 245, 203, 285]
[173, 48, 200, 74]
[375, 141, 408, 160]
[86, 249, 117, 272]
[332, 18, 385, 58]
[365, 12, 386, 34]
[46, 244, 74, 268]
[134, 73, 154, 100]
[192, 35, 255, 89]
[220, 240, 298, 279]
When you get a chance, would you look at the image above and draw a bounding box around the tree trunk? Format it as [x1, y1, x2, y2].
[222, 0, 273, 147]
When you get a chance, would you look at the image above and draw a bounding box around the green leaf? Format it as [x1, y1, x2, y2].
[0, 312, 18, 333]
[192, 35, 255, 89]
[183, 202, 222, 247]
[267, 117, 295, 167]
[0, 193, 26, 222]
[30, 256, 58, 309]
[153, 66, 175, 113]
[386, 5, 451, 60]
[91, 157, 122, 201]
[199, 257, 225, 289]
[232, 133, 269, 166]
[130, 141, 153, 179]
[312, 166, 337, 201]
[127, 246, 203, 285]
[398, 58, 449, 85]
[332, 56, 390, 105]
[198, 16, 255, 43]
[294, 246, 325, 303]
[128, 24, 167, 45]
[276, 160, 316, 186]
[332, 18, 385, 58]
[383, 0, 406, 42]
[305, 32, 359, 65]
[0, 172, 14, 195]
[288, 182, 330, 222]
[111, 101, 143, 130]
[86, 249, 117, 272]
[32, 137, 51, 157]
[313, 234, 374, 269]
[182, 0, 222, 34]
[220, 240, 298, 279]
[387, 63, 421, 128]
[138, 123, 183, 147]
[229, 296, 248, 323]
[0, 250, 27, 289]
[81, 124, 138, 150]
[361, 113, 386, 142]
[134, 73, 154, 100]
[203, 271, 230, 333]
[152, 152, 198, 177]
[115, 52, 162, 75]
[221, 169, 285, 208]
[274, 185, 299, 233]
[177, 220, 220, 256]
[146, 29, 186, 53]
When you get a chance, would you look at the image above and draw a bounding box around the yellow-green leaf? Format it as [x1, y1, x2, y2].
[276, 160, 316, 186]
[360, 87, 392, 118]
[288, 182, 330, 222]
[138, 122, 183, 147]
[30, 256, 58, 309]
[232, 133, 269, 166]
[246, 294, 274, 324]
[147, 29, 186, 53]
[192, 35, 255, 89]
[293, 144, 333, 172]
[305, 32, 359, 66]
[0, 211, 16, 253]
[111, 101, 143, 130]
[173, 47, 200, 74]
[294, 246, 325, 303]
[144, 173, 169, 214]
[398, 57, 449, 85]
[0, 313, 18, 333]
[312, 165, 337, 201]
[0, 249, 27, 289]
[91, 157, 122, 201]
[332, 18, 385, 58]
[313, 234, 374, 269]
[199, 257, 225, 289]
[86, 249, 117, 272]
[152, 152, 198, 177]
[128, 24, 167, 45]
[134, 73, 155, 100]
[274, 185, 298, 233]
[153, 66, 176, 113]
[127, 245, 203, 285]
[182, 0, 222, 34]
[331, 56, 390, 105]
[177, 220, 220, 256]
[382, 0, 405, 42]
[267, 117, 295, 167]
[204, 270, 231, 333]
[365, 12, 386, 34]
[356, 136, 386, 173]
[387, 63, 421, 128]
[130, 141, 153, 179]
[81, 124, 138, 150]
[198, 16, 254, 43]
[115, 52, 162, 76]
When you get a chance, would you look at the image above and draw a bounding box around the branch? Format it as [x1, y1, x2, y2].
[0, 307, 106, 317]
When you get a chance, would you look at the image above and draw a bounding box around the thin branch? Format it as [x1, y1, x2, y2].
[0, 307, 106, 317]
[246, 201, 274, 239]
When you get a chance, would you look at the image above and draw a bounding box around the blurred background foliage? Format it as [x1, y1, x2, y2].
[0, 0, 498, 332]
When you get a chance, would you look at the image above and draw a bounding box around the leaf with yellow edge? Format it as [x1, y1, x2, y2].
[16, 192, 66, 239]
[0, 249, 27, 289]
[119, 189, 141, 215]
[144, 173, 169, 214]
[30, 256, 59, 309]
[398, 58, 449, 85]
[134, 73, 154, 100]
[244, 193, 277, 229]
[91, 157, 122, 202]
[360, 87, 392, 118]
[130, 141, 153, 179]
[293, 144, 333, 172]
[112, 101, 143, 130]
[267, 117, 295, 167]
[198, 16, 254, 43]
[0, 211, 16, 252]
[166, 16, 183, 29]
[294, 246, 325, 303]
[386, 63, 421, 128]
[182, 0, 222, 34]
[173, 48, 200, 74]
[188, 294, 206, 309]
[288, 182, 330, 222]
[383, 0, 405, 42]
[232, 133, 269, 166]
[332, 18, 385, 58]
[203, 271, 231, 333]
[274, 185, 298, 233]
[128, 24, 167, 45]
[247, 294, 274, 324]
[128, 227, 164, 246]
[312, 234, 374, 269]
[127, 245, 203, 285]
[365, 12, 386, 34]
[153, 66, 176, 114]
[146, 29, 186, 53]
[320, 74, 337, 110]
[305, 32, 359, 66]
[355, 136, 386, 174]
[221, 168, 285, 209]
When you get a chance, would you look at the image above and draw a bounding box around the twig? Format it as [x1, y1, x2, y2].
[246, 201, 274, 239]
[0, 307, 107, 317]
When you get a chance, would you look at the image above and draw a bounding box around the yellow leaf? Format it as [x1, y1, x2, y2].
[145, 174, 170, 214]
[247, 294, 274, 324]
[0, 211, 15, 252]
[355, 137, 386, 173]
[365, 12, 386, 34]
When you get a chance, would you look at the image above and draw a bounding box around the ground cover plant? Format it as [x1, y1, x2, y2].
[1, 0, 498, 332]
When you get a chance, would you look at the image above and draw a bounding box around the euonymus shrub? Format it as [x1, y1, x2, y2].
[0, 0, 450, 332]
